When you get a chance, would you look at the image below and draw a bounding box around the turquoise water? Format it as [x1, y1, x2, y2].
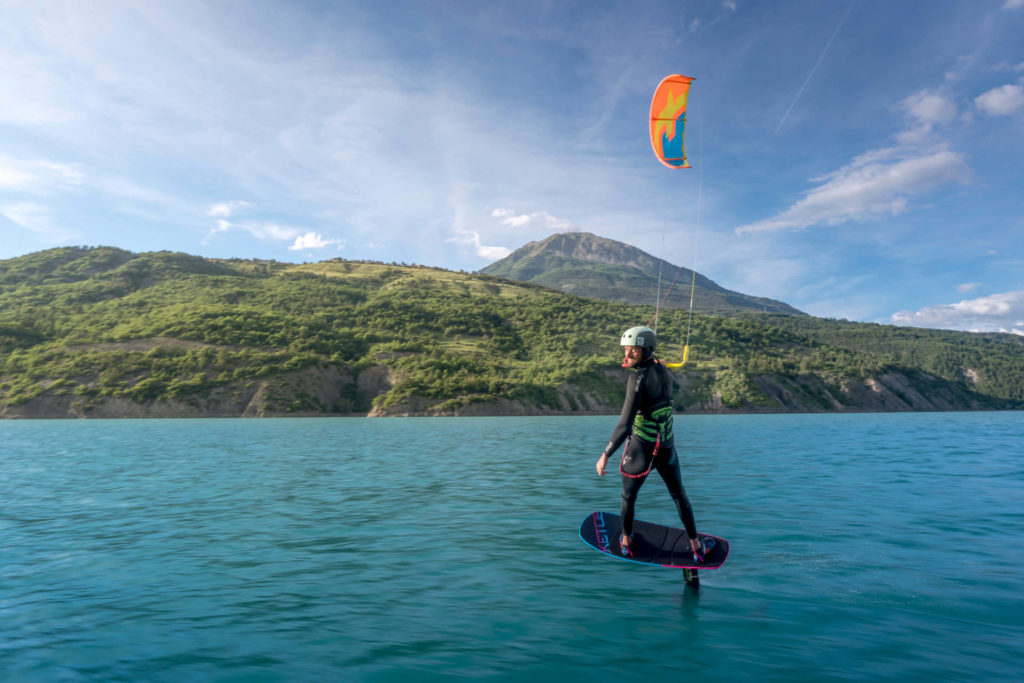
[2, 413, 1022, 681]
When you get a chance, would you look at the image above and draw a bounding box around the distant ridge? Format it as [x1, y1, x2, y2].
[479, 232, 804, 315]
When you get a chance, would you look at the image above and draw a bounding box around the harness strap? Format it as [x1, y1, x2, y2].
[619, 433, 661, 479]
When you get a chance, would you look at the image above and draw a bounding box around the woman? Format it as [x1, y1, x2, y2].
[594, 325, 710, 561]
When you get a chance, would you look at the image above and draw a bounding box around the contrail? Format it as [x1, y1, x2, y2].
[775, 0, 856, 134]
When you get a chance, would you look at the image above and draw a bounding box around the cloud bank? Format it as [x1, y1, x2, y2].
[735, 146, 969, 234]
[738, 89, 970, 234]
[891, 290, 1024, 335]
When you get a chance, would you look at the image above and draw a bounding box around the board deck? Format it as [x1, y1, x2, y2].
[579, 511, 729, 570]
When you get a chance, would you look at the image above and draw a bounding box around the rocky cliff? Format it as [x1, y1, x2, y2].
[2, 362, 1003, 418]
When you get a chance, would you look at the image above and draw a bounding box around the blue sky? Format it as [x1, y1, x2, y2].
[1, 1, 1022, 333]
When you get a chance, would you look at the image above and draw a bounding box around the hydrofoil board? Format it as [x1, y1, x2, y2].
[579, 511, 729, 570]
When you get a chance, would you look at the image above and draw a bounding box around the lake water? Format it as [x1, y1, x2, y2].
[2, 413, 1022, 681]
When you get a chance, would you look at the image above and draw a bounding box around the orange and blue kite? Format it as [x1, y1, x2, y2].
[649, 74, 694, 169]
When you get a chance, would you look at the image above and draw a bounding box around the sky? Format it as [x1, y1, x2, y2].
[1, 0, 1023, 334]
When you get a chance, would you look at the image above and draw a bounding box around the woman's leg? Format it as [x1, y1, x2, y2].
[655, 445, 698, 540]
[618, 437, 653, 544]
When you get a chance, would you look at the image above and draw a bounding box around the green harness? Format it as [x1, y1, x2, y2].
[632, 402, 674, 444]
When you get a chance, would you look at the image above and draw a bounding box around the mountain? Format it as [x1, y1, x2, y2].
[1, 246, 1022, 418]
[479, 231, 805, 315]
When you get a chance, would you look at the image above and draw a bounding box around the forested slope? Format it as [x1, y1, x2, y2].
[1, 247, 1020, 418]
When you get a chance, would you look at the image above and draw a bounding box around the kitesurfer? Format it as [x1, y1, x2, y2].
[595, 325, 710, 562]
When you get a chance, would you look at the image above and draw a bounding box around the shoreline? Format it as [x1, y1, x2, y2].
[4, 406, 1019, 420]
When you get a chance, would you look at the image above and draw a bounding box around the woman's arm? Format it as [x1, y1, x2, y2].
[595, 370, 643, 474]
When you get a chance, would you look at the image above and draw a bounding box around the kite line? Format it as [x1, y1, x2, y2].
[646, 74, 703, 368]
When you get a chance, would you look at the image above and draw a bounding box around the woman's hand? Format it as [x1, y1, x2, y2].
[595, 452, 609, 476]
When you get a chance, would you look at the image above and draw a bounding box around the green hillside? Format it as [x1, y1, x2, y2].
[744, 313, 1024, 403]
[1, 246, 1021, 417]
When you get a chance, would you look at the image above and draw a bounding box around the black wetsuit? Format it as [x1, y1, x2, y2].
[602, 356, 698, 540]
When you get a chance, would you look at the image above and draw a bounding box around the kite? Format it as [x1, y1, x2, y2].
[649, 74, 694, 169]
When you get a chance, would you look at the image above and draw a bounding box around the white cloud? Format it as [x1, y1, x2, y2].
[957, 282, 981, 293]
[208, 219, 303, 243]
[891, 291, 1024, 334]
[476, 242, 512, 260]
[447, 229, 511, 261]
[256, 223, 301, 241]
[1003, 0, 1023, 10]
[896, 89, 959, 144]
[736, 146, 969, 233]
[207, 220, 342, 252]
[490, 207, 573, 230]
[208, 201, 252, 218]
[0, 201, 74, 242]
[469, 231, 512, 260]
[288, 232, 343, 251]
[0, 153, 187, 226]
[1, 202, 52, 233]
[900, 89, 957, 126]
[0, 154, 84, 192]
[975, 84, 1024, 116]
[739, 83, 973, 235]
[492, 208, 531, 227]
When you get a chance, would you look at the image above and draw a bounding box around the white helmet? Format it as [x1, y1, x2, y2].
[620, 325, 656, 352]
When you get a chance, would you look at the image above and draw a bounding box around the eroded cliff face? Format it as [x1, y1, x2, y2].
[367, 383, 621, 417]
[741, 371, 1000, 413]
[0, 364, 1007, 419]
[1, 364, 381, 419]
[361, 366, 1007, 416]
